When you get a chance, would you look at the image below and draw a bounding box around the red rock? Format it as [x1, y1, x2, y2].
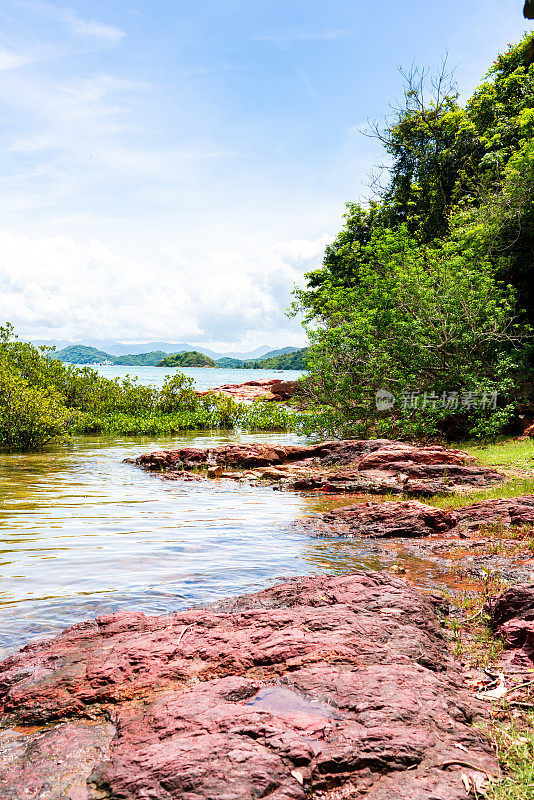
[270, 380, 300, 397]
[130, 440, 504, 497]
[357, 443, 476, 471]
[0, 721, 114, 800]
[484, 583, 534, 628]
[0, 574, 497, 799]
[303, 500, 455, 538]
[484, 584, 534, 669]
[197, 379, 287, 402]
[453, 496, 534, 530]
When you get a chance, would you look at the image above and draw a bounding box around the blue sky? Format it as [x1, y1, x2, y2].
[0, 0, 531, 348]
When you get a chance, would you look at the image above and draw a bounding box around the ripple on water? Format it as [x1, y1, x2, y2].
[0, 430, 439, 657]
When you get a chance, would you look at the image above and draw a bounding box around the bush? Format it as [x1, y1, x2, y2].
[0, 365, 73, 449]
[0, 324, 300, 449]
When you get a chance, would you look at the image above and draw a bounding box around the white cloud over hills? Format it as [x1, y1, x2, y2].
[0, 231, 327, 349]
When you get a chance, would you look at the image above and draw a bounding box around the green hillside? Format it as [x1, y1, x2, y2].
[157, 351, 218, 368]
[53, 344, 304, 368]
[256, 347, 301, 360]
[242, 348, 308, 370]
[215, 357, 244, 367]
[53, 345, 114, 364]
[115, 351, 171, 366]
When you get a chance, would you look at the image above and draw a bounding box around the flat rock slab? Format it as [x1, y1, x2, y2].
[129, 439, 504, 497]
[453, 496, 534, 529]
[300, 495, 534, 540]
[0, 573, 497, 799]
[301, 500, 455, 539]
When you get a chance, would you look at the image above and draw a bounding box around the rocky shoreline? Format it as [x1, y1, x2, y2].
[0, 572, 504, 800]
[130, 439, 505, 496]
[2, 439, 534, 798]
[197, 378, 299, 402]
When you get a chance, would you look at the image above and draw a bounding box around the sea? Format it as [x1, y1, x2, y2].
[92, 364, 305, 390]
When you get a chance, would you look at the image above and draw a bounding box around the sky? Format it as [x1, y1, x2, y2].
[0, 0, 531, 350]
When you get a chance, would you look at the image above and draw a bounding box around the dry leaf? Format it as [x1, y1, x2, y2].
[475, 673, 507, 701]
[461, 772, 472, 793]
[291, 770, 304, 785]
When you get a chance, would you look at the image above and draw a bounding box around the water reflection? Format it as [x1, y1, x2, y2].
[0, 431, 459, 657]
[0, 432, 317, 654]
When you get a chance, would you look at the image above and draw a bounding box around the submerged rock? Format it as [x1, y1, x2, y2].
[129, 439, 504, 497]
[0, 573, 497, 799]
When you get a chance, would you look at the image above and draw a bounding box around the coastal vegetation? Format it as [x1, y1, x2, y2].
[295, 33, 534, 441]
[156, 351, 218, 368]
[0, 324, 297, 449]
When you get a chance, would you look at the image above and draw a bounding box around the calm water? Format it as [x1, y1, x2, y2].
[93, 364, 305, 389]
[0, 431, 400, 657]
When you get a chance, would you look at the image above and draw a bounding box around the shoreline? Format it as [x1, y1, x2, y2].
[1, 436, 534, 796]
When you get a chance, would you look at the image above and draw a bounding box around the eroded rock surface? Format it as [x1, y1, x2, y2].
[485, 584, 534, 670]
[0, 573, 497, 800]
[453, 496, 534, 530]
[300, 495, 534, 540]
[129, 439, 504, 497]
[301, 500, 455, 539]
[197, 378, 295, 402]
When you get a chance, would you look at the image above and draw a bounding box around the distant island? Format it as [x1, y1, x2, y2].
[50, 344, 308, 369]
[156, 352, 218, 368]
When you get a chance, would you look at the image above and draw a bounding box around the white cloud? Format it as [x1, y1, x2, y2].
[62, 13, 124, 43]
[15, 1, 125, 44]
[0, 231, 329, 348]
[0, 46, 31, 71]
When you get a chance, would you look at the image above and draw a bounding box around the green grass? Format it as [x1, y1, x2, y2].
[428, 476, 534, 511]
[464, 437, 534, 471]
[481, 710, 534, 800]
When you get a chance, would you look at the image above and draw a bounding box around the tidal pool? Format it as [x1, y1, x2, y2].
[0, 431, 436, 656]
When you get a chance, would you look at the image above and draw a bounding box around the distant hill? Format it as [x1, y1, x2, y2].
[215, 357, 244, 368]
[242, 348, 309, 370]
[51, 343, 307, 368]
[34, 339, 294, 360]
[255, 347, 301, 361]
[114, 351, 171, 366]
[53, 345, 114, 364]
[157, 351, 218, 368]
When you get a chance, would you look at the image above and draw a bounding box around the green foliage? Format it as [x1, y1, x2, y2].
[215, 348, 305, 369]
[157, 351, 218, 368]
[0, 325, 299, 450]
[482, 710, 534, 800]
[114, 351, 171, 366]
[53, 345, 113, 364]
[295, 33, 534, 440]
[215, 357, 244, 367]
[298, 226, 520, 438]
[0, 364, 73, 450]
[53, 345, 197, 366]
[241, 349, 308, 370]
